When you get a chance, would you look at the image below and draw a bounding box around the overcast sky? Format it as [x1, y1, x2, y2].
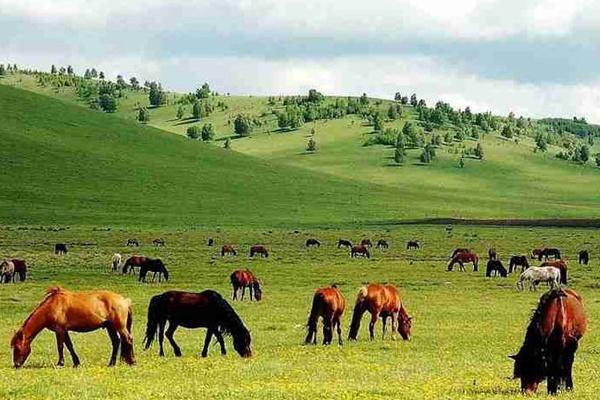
[2, 0, 600, 121]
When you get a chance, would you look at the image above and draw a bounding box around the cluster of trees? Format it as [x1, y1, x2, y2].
[556, 144, 591, 164]
[0, 63, 19, 75]
[186, 123, 216, 141]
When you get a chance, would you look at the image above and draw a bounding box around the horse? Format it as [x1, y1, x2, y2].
[540, 247, 561, 261]
[406, 240, 419, 250]
[509, 255, 529, 273]
[230, 269, 262, 301]
[54, 243, 68, 255]
[221, 244, 237, 256]
[207, 238, 214, 247]
[510, 288, 587, 394]
[337, 239, 353, 249]
[143, 290, 252, 358]
[348, 284, 411, 341]
[488, 248, 497, 260]
[152, 238, 165, 247]
[447, 251, 479, 272]
[351, 245, 370, 259]
[531, 248, 543, 259]
[305, 285, 345, 345]
[10, 287, 134, 368]
[7, 259, 27, 282]
[540, 260, 568, 285]
[450, 248, 470, 259]
[249, 245, 269, 258]
[126, 239, 139, 247]
[485, 260, 507, 277]
[578, 250, 589, 265]
[360, 238, 373, 248]
[122, 256, 148, 275]
[1, 260, 14, 283]
[139, 259, 169, 282]
[376, 239, 389, 249]
[111, 253, 122, 271]
[305, 238, 321, 248]
[516, 267, 560, 291]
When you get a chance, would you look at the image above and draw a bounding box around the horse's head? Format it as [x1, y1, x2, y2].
[509, 352, 544, 394]
[252, 281, 262, 301]
[10, 329, 31, 368]
[398, 310, 412, 340]
[233, 328, 253, 358]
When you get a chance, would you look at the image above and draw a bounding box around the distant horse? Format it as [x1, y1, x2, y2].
[578, 250, 589, 265]
[1, 260, 14, 283]
[152, 238, 165, 247]
[351, 245, 370, 259]
[486, 260, 507, 277]
[54, 243, 68, 255]
[4, 259, 27, 282]
[360, 238, 373, 248]
[450, 248, 470, 259]
[139, 259, 169, 282]
[305, 285, 345, 345]
[488, 248, 497, 260]
[11, 287, 134, 368]
[230, 269, 262, 301]
[539, 248, 561, 261]
[509, 255, 529, 273]
[337, 239, 353, 249]
[143, 290, 252, 358]
[126, 239, 139, 247]
[348, 284, 412, 341]
[511, 288, 587, 394]
[221, 244, 237, 256]
[122, 256, 148, 275]
[207, 238, 214, 247]
[249, 245, 269, 258]
[447, 251, 479, 272]
[531, 248, 543, 259]
[377, 239, 389, 249]
[406, 241, 419, 250]
[111, 253, 122, 271]
[305, 238, 321, 248]
[540, 260, 568, 285]
[516, 267, 560, 291]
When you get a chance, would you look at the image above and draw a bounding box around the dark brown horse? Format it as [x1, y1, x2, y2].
[531, 248, 543, 259]
[9, 259, 26, 282]
[578, 250, 589, 265]
[305, 285, 345, 345]
[448, 251, 479, 272]
[451, 248, 470, 258]
[143, 290, 252, 358]
[230, 269, 262, 301]
[54, 243, 68, 255]
[406, 240, 419, 250]
[509, 255, 529, 273]
[540, 260, 568, 285]
[126, 239, 139, 247]
[11, 287, 134, 368]
[249, 245, 269, 258]
[348, 284, 412, 341]
[360, 238, 373, 248]
[305, 238, 321, 248]
[540, 248, 561, 261]
[139, 259, 169, 282]
[351, 245, 370, 259]
[122, 256, 148, 275]
[337, 239, 353, 249]
[377, 239, 389, 249]
[221, 244, 237, 256]
[511, 288, 587, 394]
[485, 259, 507, 277]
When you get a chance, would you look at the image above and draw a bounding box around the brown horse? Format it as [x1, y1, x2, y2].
[360, 238, 373, 248]
[351, 245, 370, 258]
[511, 288, 587, 394]
[509, 255, 529, 273]
[531, 248, 543, 259]
[221, 244, 237, 256]
[230, 269, 262, 301]
[540, 260, 568, 285]
[305, 285, 345, 345]
[10, 287, 134, 368]
[451, 248, 470, 258]
[348, 284, 412, 341]
[249, 245, 269, 258]
[122, 255, 148, 274]
[447, 251, 479, 272]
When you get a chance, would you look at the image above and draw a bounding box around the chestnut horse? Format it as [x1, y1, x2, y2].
[509, 255, 529, 273]
[451, 248, 470, 258]
[360, 238, 373, 248]
[249, 245, 269, 258]
[447, 251, 479, 272]
[11, 287, 134, 368]
[511, 288, 587, 395]
[230, 269, 262, 301]
[540, 260, 568, 285]
[221, 244, 237, 256]
[348, 284, 412, 341]
[122, 255, 148, 274]
[305, 285, 345, 345]
[351, 245, 370, 258]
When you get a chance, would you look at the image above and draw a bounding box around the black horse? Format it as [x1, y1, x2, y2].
[539, 248, 561, 261]
[337, 239, 352, 249]
[126, 239, 139, 247]
[488, 248, 497, 260]
[143, 290, 252, 358]
[578, 250, 589, 265]
[153, 238, 165, 247]
[306, 238, 321, 248]
[377, 239, 389, 249]
[486, 259, 507, 277]
[406, 241, 419, 250]
[139, 259, 169, 282]
[54, 243, 68, 255]
[509, 255, 530, 273]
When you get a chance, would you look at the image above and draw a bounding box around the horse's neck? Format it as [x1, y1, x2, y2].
[22, 302, 51, 340]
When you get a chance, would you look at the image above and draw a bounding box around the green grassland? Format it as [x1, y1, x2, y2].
[0, 226, 599, 399]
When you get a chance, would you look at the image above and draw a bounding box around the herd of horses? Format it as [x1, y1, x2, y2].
[3, 236, 593, 395]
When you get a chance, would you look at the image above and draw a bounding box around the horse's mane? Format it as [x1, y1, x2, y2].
[522, 289, 567, 352]
[15, 286, 64, 336]
[207, 291, 249, 337]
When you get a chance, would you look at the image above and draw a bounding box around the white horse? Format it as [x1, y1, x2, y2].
[516, 267, 560, 291]
[0, 260, 15, 283]
[111, 253, 122, 272]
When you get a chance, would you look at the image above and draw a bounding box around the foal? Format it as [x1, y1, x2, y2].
[304, 285, 345, 345]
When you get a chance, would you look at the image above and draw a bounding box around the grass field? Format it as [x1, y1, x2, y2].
[0, 225, 599, 399]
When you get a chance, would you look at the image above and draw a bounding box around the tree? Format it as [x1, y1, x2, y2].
[137, 107, 150, 123]
[234, 115, 252, 137]
[444, 131, 453, 144]
[84, 69, 92, 79]
[394, 147, 404, 164]
[224, 138, 231, 149]
[0, 64, 5, 75]
[360, 93, 369, 105]
[201, 124, 215, 141]
[420, 148, 431, 163]
[307, 89, 324, 103]
[99, 71, 105, 80]
[459, 158, 465, 168]
[51, 64, 57, 74]
[196, 83, 211, 99]
[501, 125, 513, 138]
[306, 137, 317, 152]
[67, 65, 74, 75]
[535, 133, 548, 152]
[595, 153, 600, 167]
[90, 68, 98, 78]
[148, 82, 167, 107]
[474, 142, 484, 160]
[577, 144, 590, 163]
[417, 99, 426, 107]
[410, 93, 418, 106]
[186, 126, 200, 139]
[387, 104, 399, 120]
[192, 101, 202, 120]
[176, 105, 185, 119]
[98, 94, 117, 113]
[372, 112, 384, 132]
[129, 77, 140, 89]
[116, 75, 127, 89]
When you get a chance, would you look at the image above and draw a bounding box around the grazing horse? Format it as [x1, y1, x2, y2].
[126, 239, 139, 247]
[337, 239, 353, 249]
[1, 260, 14, 283]
[447, 251, 479, 272]
[488, 248, 497, 260]
[305, 285, 345, 345]
[54, 243, 68, 255]
[152, 238, 165, 247]
[221, 244, 237, 256]
[207, 238, 214, 247]
[450, 248, 470, 259]
[516, 267, 560, 291]
[486, 260, 507, 277]
[406, 240, 419, 250]
[111, 253, 122, 272]
[122, 256, 148, 275]
[539, 248, 561, 261]
[348, 284, 412, 341]
[509, 255, 529, 273]
[377, 239, 389, 249]
[578, 250, 589, 265]
[11, 287, 134, 368]
[360, 238, 373, 248]
[143, 290, 252, 358]
[139, 259, 169, 282]
[230, 269, 262, 301]
[511, 288, 587, 394]
[305, 238, 321, 248]
[249, 245, 269, 258]
[6, 259, 27, 282]
[540, 260, 568, 285]
[351, 245, 370, 259]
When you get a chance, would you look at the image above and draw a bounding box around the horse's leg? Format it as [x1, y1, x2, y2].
[369, 312, 379, 340]
[106, 325, 120, 366]
[55, 330, 65, 367]
[201, 329, 214, 358]
[214, 331, 227, 355]
[165, 322, 182, 357]
[63, 332, 80, 367]
[232, 286, 237, 301]
[335, 315, 343, 345]
[381, 315, 387, 340]
[565, 342, 578, 391]
[390, 312, 398, 341]
[249, 285, 254, 301]
[158, 320, 166, 357]
[241, 286, 246, 301]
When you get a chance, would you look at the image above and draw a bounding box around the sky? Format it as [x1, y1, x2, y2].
[2, 0, 600, 121]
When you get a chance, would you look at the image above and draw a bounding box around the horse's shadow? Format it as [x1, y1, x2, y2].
[173, 118, 198, 126]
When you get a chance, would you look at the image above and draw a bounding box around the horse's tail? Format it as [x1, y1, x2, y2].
[447, 257, 455, 271]
[305, 291, 323, 344]
[143, 294, 165, 350]
[122, 260, 129, 274]
[348, 287, 368, 340]
[162, 266, 169, 281]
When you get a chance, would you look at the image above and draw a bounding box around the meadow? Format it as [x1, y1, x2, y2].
[0, 225, 599, 399]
